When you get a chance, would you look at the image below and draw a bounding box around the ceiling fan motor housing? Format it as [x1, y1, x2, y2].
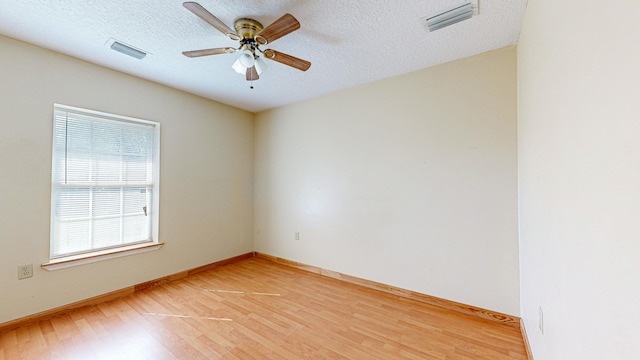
[234, 18, 263, 39]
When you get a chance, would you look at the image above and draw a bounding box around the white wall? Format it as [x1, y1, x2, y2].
[518, 1, 640, 358]
[255, 47, 519, 315]
[0, 36, 254, 324]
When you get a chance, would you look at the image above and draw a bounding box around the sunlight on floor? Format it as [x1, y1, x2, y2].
[142, 312, 233, 321]
[203, 289, 281, 296]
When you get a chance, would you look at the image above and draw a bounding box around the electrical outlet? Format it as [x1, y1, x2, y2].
[18, 264, 33, 280]
[295, 232, 300, 241]
[538, 307, 544, 334]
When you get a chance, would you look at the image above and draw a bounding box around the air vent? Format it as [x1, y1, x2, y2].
[422, 1, 478, 32]
[107, 39, 147, 59]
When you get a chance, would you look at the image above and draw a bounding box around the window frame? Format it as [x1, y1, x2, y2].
[43, 104, 161, 270]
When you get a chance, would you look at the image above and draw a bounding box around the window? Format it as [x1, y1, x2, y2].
[49, 104, 160, 262]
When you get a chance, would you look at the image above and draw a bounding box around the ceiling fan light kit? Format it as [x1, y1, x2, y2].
[181, 1, 311, 83]
[423, 1, 478, 32]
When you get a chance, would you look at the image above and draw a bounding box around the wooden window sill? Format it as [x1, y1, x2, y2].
[42, 242, 164, 271]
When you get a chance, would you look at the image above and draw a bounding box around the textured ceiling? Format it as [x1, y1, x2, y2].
[0, 0, 527, 112]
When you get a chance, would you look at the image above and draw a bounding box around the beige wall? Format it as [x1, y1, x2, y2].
[518, 1, 640, 358]
[255, 47, 519, 315]
[1, 33, 520, 325]
[0, 36, 254, 324]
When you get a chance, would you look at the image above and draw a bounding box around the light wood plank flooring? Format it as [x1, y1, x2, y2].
[0, 258, 526, 359]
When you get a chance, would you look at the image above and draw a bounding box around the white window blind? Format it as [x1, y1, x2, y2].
[50, 104, 159, 259]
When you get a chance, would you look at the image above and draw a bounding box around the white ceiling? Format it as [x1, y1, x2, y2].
[0, 0, 527, 113]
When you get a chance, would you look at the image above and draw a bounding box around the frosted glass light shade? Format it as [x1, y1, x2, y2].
[254, 56, 269, 75]
[232, 58, 245, 74]
[238, 49, 255, 68]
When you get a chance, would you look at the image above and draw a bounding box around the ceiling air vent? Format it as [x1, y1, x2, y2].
[422, 1, 478, 32]
[106, 38, 148, 59]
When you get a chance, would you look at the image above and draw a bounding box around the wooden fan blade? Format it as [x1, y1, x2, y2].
[182, 47, 236, 58]
[246, 66, 259, 81]
[263, 49, 311, 71]
[183, 2, 240, 40]
[255, 14, 300, 45]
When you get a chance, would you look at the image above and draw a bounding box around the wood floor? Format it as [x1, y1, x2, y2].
[0, 258, 527, 359]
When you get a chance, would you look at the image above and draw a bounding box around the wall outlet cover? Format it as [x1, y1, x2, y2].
[18, 264, 33, 280]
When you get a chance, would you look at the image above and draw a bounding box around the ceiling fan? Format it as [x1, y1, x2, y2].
[182, 1, 311, 82]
